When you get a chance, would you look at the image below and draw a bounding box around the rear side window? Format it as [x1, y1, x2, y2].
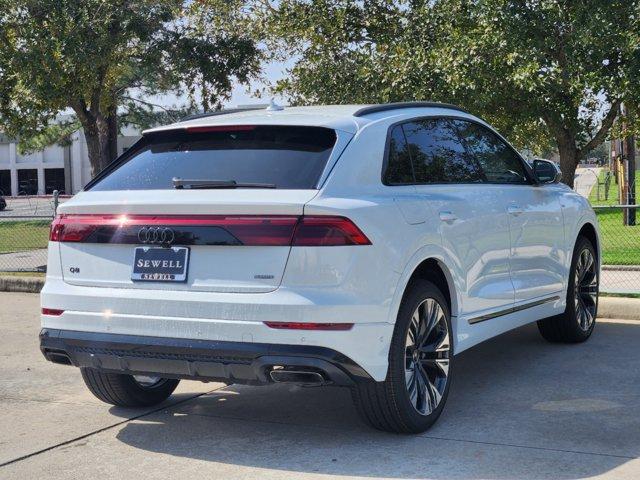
[384, 126, 414, 184]
[89, 126, 337, 191]
[453, 120, 528, 184]
[399, 119, 483, 184]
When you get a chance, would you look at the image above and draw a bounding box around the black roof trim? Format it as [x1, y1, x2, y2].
[353, 102, 469, 117]
[180, 107, 265, 122]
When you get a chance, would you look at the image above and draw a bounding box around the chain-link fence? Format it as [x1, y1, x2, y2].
[0, 190, 638, 294]
[582, 165, 639, 294]
[0, 195, 57, 273]
[592, 205, 640, 294]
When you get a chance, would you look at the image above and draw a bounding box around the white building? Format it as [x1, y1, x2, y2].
[0, 127, 140, 196]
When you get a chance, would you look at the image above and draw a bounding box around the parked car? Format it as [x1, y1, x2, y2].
[40, 102, 600, 433]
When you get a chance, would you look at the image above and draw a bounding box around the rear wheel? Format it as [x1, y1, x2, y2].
[537, 236, 598, 343]
[80, 368, 179, 407]
[352, 279, 453, 433]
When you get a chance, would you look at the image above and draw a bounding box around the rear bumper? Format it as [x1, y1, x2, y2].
[40, 329, 373, 386]
[40, 277, 395, 380]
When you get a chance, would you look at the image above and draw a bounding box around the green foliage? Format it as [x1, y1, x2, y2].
[0, 0, 262, 173]
[16, 121, 80, 155]
[257, 0, 640, 186]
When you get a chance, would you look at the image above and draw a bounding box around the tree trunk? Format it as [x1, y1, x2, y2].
[556, 134, 580, 189]
[107, 104, 119, 162]
[76, 112, 119, 178]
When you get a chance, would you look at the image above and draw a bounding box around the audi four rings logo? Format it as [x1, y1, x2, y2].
[138, 227, 176, 245]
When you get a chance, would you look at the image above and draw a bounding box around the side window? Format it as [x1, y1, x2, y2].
[401, 119, 483, 184]
[384, 125, 414, 184]
[453, 120, 529, 184]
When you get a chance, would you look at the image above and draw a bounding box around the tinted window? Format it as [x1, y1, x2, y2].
[89, 126, 337, 191]
[401, 119, 483, 184]
[384, 125, 414, 184]
[453, 120, 528, 184]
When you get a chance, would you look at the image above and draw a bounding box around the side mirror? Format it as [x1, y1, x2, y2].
[533, 159, 562, 184]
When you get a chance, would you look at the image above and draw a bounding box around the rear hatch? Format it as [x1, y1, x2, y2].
[54, 125, 340, 293]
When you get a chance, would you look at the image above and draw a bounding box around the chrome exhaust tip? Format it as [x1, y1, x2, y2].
[269, 369, 325, 385]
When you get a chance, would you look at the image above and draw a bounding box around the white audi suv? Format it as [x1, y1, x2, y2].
[40, 102, 600, 433]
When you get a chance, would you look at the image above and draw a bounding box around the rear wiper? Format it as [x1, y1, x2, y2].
[172, 178, 277, 189]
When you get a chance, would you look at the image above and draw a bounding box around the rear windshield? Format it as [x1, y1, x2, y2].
[88, 125, 337, 191]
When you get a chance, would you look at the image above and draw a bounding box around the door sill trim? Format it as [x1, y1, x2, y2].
[468, 295, 561, 325]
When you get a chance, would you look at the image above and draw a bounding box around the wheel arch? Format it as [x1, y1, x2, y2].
[390, 253, 460, 352]
[576, 221, 599, 263]
[406, 258, 457, 318]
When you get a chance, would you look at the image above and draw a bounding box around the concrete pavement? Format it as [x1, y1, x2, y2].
[600, 267, 640, 294]
[1, 292, 640, 479]
[0, 197, 68, 218]
[0, 249, 47, 273]
[574, 167, 602, 199]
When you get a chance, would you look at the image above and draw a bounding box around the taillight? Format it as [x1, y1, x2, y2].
[220, 216, 298, 246]
[49, 214, 371, 246]
[292, 216, 371, 246]
[264, 321, 354, 331]
[42, 308, 64, 316]
[50, 215, 109, 242]
[49, 216, 63, 241]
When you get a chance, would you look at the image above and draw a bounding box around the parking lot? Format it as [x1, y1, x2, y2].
[1, 291, 640, 479]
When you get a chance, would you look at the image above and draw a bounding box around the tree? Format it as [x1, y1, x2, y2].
[0, 0, 262, 176]
[257, 0, 640, 187]
[436, 0, 638, 187]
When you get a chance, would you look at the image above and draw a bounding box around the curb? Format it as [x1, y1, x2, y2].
[0, 276, 44, 293]
[598, 297, 640, 320]
[602, 265, 640, 272]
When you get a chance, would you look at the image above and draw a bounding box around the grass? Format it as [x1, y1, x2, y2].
[0, 220, 51, 254]
[588, 169, 640, 206]
[588, 169, 640, 265]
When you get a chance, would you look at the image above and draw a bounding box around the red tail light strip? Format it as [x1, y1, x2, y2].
[185, 125, 256, 133]
[264, 322, 354, 331]
[50, 214, 371, 246]
[42, 308, 64, 316]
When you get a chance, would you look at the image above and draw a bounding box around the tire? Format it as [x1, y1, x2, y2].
[352, 279, 453, 433]
[537, 236, 598, 343]
[80, 368, 180, 407]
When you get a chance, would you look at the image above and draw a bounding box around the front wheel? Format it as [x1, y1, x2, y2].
[81, 368, 180, 407]
[352, 279, 453, 433]
[537, 236, 598, 343]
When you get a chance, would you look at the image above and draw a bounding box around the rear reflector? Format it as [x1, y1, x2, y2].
[50, 214, 371, 246]
[42, 308, 64, 316]
[264, 322, 354, 331]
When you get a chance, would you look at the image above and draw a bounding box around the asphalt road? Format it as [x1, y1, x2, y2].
[1, 292, 640, 479]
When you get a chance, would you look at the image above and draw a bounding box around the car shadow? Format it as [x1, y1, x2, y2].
[114, 321, 640, 479]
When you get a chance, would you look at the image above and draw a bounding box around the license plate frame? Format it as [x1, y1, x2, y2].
[131, 246, 190, 283]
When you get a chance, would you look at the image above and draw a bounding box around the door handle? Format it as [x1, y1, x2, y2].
[439, 211, 458, 223]
[508, 205, 524, 216]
